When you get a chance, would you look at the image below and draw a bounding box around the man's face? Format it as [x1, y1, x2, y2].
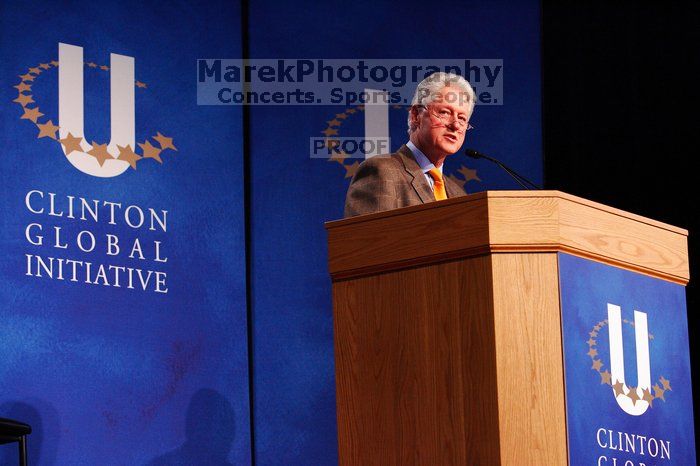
[410, 85, 472, 164]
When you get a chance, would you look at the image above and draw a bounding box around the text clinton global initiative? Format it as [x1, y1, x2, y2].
[23, 189, 169, 294]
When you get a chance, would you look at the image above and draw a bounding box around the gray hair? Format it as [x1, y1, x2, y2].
[407, 72, 476, 134]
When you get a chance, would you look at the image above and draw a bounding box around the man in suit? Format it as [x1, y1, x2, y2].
[344, 72, 476, 218]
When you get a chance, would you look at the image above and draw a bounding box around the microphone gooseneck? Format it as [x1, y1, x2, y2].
[465, 148, 542, 190]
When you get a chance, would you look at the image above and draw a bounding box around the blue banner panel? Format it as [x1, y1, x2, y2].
[247, 1, 542, 463]
[559, 253, 696, 465]
[0, 1, 250, 464]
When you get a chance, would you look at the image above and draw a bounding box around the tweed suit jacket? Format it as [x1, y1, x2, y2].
[344, 144, 467, 218]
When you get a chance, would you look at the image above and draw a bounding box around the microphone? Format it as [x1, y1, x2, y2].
[465, 149, 542, 190]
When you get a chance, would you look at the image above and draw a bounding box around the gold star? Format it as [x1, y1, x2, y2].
[589, 330, 598, 337]
[346, 108, 356, 114]
[653, 383, 666, 401]
[328, 151, 347, 164]
[587, 348, 598, 358]
[335, 113, 348, 119]
[344, 161, 360, 179]
[649, 334, 655, 340]
[587, 337, 596, 346]
[591, 359, 603, 371]
[21, 107, 44, 123]
[135, 81, 147, 88]
[100, 65, 109, 70]
[641, 388, 654, 406]
[117, 144, 141, 169]
[321, 127, 338, 136]
[50, 60, 59, 67]
[39, 63, 51, 70]
[393, 104, 403, 109]
[19, 73, 35, 82]
[327, 118, 341, 127]
[86, 62, 97, 68]
[612, 380, 625, 397]
[153, 132, 177, 151]
[37, 120, 59, 139]
[325, 138, 340, 149]
[28, 67, 42, 75]
[357, 105, 365, 111]
[628, 386, 640, 404]
[88, 142, 112, 166]
[593, 324, 601, 331]
[138, 140, 162, 163]
[13, 93, 34, 106]
[599, 370, 612, 385]
[14, 82, 32, 92]
[659, 376, 672, 391]
[458, 166, 481, 182]
[59, 133, 84, 155]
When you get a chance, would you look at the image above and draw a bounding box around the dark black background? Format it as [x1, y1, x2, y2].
[542, 1, 699, 445]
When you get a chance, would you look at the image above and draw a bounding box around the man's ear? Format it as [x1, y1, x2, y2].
[409, 106, 421, 129]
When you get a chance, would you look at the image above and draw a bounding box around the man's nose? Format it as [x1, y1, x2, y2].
[445, 119, 462, 130]
[446, 122, 463, 133]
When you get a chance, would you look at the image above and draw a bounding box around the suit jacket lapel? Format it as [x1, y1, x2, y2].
[397, 145, 434, 203]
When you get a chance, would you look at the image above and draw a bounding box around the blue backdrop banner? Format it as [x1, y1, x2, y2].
[559, 253, 696, 465]
[0, 1, 251, 464]
[246, 1, 542, 463]
[1, 1, 544, 464]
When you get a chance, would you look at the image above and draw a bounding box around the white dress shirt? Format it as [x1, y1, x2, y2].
[406, 140, 442, 189]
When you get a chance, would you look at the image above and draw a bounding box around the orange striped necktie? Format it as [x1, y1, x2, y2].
[427, 168, 447, 201]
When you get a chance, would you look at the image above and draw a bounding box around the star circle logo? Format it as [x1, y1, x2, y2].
[12, 43, 177, 178]
[587, 305, 672, 416]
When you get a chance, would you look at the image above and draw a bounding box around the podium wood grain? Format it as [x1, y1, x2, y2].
[491, 253, 567, 465]
[334, 256, 501, 465]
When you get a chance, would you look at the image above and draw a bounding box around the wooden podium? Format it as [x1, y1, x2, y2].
[325, 191, 689, 465]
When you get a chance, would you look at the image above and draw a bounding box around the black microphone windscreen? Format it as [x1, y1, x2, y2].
[465, 149, 482, 159]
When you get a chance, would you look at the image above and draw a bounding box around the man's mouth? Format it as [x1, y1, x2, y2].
[444, 134, 458, 143]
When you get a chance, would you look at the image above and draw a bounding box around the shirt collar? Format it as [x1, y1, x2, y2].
[407, 140, 442, 174]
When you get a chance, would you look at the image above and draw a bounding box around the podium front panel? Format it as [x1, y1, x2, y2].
[558, 253, 696, 465]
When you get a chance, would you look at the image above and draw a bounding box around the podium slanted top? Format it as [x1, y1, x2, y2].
[325, 190, 688, 284]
